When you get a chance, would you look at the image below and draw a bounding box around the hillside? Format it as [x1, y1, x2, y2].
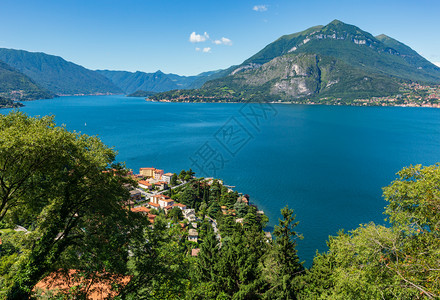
[150, 53, 402, 103]
[151, 20, 440, 103]
[97, 69, 222, 94]
[0, 60, 53, 104]
[237, 19, 440, 83]
[0, 48, 122, 95]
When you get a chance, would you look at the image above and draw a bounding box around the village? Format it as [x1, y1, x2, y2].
[122, 166, 271, 257]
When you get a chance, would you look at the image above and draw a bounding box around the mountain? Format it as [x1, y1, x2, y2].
[0, 60, 54, 103]
[96, 70, 178, 94]
[151, 20, 440, 102]
[0, 48, 122, 95]
[96, 69, 222, 94]
[235, 20, 440, 83]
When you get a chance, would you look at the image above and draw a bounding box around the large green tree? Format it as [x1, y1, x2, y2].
[263, 206, 303, 300]
[298, 164, 440, 299]
[0, 112, 142, 299]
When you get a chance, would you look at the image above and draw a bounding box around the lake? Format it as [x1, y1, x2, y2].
[4, 95, 440, 266]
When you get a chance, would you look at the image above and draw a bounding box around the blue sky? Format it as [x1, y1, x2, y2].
[0, 0, 439, 75]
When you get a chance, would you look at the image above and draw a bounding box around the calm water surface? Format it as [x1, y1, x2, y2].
[4, 95, 440, 266]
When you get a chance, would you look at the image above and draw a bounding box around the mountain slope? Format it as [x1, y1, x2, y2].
[232, 20, 440, 84]
[97, 69, 222, 94]
[150, 53, 401, 102]
[96, 70, 178, 94]
[0, 48, 122, 95]
[151, 20, 440, 103]
[0, 60, 53, 101]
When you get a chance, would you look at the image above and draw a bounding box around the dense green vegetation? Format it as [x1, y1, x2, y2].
[0, 49, 122, 95]
[0, 61, 53, 105]
[0, 97, 23, 109]
[1, 112, 439, 299]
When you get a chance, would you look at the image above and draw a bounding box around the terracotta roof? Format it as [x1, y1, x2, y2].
[34, 270, 130, 300]
[148, 202, 160, 208]
[191, 248, 200, 256]
[173, 203, 186, 207]
[140, 167, 155, 170]
[164, 173, 173, 176]
[131, 207, 150, 213]
[138, 180, 152, 186]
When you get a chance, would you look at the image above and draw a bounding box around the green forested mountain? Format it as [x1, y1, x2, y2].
[0, 60, 53, 104]
[152, 20, 440, 102]
[238, 19, 440, 83]
[97, 69, 222, 94]
[0, 48, 122, 95]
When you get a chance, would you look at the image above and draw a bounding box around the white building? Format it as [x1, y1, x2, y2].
[162, 172, 173, 184]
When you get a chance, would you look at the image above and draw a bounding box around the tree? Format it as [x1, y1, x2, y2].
[178, 170, 186, 180]
[263, 206, 303, 300]
[170, 173, 178, 186]
[298, 164, 440, 299]
[0, 112, 142, 299]
[167, 207, 183, 223]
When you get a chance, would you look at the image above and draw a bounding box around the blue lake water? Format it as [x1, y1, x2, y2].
[3, 95, 440, 266]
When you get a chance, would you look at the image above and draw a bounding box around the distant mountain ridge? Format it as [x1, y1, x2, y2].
[151, 20, 440, 102]
[0, 48, 122, 95]
[0, 60, 54, 103]
[96, 69, 222, 94]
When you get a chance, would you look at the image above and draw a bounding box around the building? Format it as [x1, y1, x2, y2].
[129, 190, 142, 201]
[130, 206, 150, 215]
[138, 180, 152, 190]
[183, 209, 197, 222]
[139, 167, 155, 178]
[159, 198, 174, 209]
[150, 194, 165, 204]
[147, 202, 160, 210]
[173, 203, 187, 210]
[154, 169, 164, 180]
[188, 229, 198, 243]
[155, 181, 168, 190]
[162, 172, 174, 184]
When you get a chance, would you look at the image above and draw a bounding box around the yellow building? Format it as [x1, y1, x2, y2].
[140, 167, 155, 178]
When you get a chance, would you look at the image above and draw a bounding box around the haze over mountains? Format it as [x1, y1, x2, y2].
[96, 69, 221, 94]
[0, 19, 439, 107]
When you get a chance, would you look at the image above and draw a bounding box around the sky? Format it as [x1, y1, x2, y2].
[0, 0, 439, 76]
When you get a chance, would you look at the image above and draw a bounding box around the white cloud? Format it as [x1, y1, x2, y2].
[253, 5, 268, 12]
[434, 62, 440, 68]
[189, 32, 209, 43]
[202, 47, 211, 53]
[195, 47, 201, 51]
[214, 37, 232, 46]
